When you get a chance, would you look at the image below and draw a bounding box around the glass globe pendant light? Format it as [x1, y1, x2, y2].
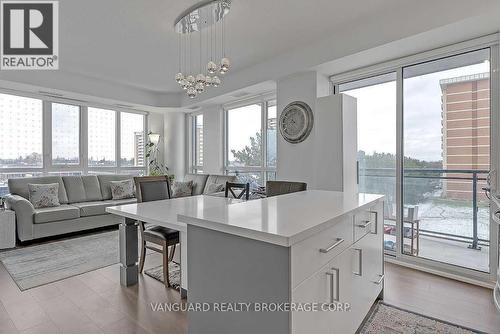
[205, 76, 213, 87]
[207, 61, 217, 74]
[196, 73, 206, 85]
[212, 75, 221, 87]
[181, 78, 190, 90]
[187, 86, 197, 98]
[220, 57, 230, 73]
[186, 75, 195, 86]
[195, 82, 205, 93]
[175, 72, 184, 83]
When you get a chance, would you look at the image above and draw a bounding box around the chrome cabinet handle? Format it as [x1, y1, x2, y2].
[372, 274, 384, 285]
[355, 220, 371, 229]
[353, 248, 362, 276]
[319, 238, 344, 253]
[369, 211, 378, 234]
[326, 268, 340, 302]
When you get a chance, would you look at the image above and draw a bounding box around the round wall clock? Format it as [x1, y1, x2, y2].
[279, 101, 314, 143]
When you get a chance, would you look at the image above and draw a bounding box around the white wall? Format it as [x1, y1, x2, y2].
[164, 112, 187, 180]
[276, 71, 318, 186]
[201, 106, 224, 174]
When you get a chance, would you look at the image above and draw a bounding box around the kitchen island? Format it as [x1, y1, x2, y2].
[178, 190, 384, 334]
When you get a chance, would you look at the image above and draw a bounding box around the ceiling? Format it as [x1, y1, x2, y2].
[1, 0, 500, 110]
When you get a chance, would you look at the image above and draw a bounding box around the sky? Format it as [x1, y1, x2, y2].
[344, 62, 490, 162]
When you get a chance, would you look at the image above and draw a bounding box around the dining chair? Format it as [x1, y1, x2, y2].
[266, 181, 307, 197]
[134, 176, 180, 288]
[225, 182, 250, 200]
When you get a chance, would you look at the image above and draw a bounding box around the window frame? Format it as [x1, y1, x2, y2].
[0, 90, 148, 180]
[222, 95, 277, 185]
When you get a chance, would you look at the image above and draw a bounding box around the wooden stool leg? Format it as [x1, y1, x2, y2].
[163, 242, 171, 287]
[168, 244, 176, 262]
[138, 240, 146, 273]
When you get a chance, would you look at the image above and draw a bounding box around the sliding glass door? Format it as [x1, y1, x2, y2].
[403, 49, 491, 272]
[335, 44, 497, 279]
[339, 73, 397, 254]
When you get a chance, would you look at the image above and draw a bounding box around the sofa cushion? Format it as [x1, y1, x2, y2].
[110, 179, 135, 200]
[184, 174, 209, 195]
[34, 205, 80, 224]
[62, 176, 103, 203]
[203, 183, 225, 195]
[28, 183, 60, 208]
[97, 175, 135, 200]
[8, 176, 69, 204]
[203, 175, 237, 194]
[73, 198, 137, 217]
[171, 181, 193, 198]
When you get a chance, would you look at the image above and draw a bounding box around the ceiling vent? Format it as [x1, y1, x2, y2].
[188, 105, 201, 111]
[38, 90, 64, 97]
[114, 103, 137, 110]
[231, 91, 250, 98]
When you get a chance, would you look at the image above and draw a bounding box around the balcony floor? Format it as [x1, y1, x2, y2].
[416, 235, 489, 272]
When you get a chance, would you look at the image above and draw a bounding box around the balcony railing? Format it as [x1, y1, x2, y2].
[360, 167, 489, 250]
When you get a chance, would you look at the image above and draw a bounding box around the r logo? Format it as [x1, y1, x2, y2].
[3, 2, 53, 54]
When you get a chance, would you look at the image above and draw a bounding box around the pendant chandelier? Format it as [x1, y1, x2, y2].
[174, 0, 231, 99]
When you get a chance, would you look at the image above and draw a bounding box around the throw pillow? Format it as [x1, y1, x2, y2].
[28, 183, 60, 209]
[171, 181, 193, 198]
[203, 183, 225, 195]
[110, 179, 135, 200]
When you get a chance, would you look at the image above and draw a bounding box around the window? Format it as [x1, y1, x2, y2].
[224, 99, 277, 187]
[88, 107, 116, 167]
[121, 112, 145, 167]
[52, 103, 80, 165]
[0, 94, 43, 169]
[0, 91, 148, 196]
[195, 114, 204, 170]
[227, 104, 262, 167]
[189, 114, 204, 174]
[266, 102, 277, 168]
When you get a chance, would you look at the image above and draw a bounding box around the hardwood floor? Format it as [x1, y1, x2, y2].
[384, 262, 500, 334]
[0, 256, 498, 333]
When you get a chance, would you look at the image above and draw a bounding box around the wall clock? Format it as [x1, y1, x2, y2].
[279, 101, 314, 143]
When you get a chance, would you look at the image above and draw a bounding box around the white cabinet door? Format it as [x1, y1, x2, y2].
[350, 204, 384, 328]
[292, 249, 355, 334]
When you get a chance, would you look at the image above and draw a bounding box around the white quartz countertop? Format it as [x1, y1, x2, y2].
[106, 195, 241, 232]
[178, 190, 384, 246]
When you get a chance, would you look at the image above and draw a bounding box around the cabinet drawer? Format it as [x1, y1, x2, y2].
[353, 208, 378, 242]
[291, 249, 355, 334]
[291, 216, 353, 288]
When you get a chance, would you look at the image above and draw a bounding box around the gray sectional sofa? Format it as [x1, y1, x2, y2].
[183, 173, 236, 196]
[5, 175, 136, 242]
[4, 173, 236, 242]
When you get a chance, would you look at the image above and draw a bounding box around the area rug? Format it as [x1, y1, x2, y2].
[0, 231, 120, 291]
[360, 302, 484, 334]
[144, 263, 181, 290]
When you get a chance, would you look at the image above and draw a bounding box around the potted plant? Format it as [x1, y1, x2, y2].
[146, 132, 174, 182]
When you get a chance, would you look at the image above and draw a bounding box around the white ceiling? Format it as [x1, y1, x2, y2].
[1, 0, 500, 110]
